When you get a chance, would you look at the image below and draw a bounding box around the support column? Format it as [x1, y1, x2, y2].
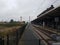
[43, 21, 45, 28]
[54, 17, 59, 29]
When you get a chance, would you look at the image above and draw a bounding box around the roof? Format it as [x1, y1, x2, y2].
[38, 6, 60, 18]
[32, 6, 60, 22]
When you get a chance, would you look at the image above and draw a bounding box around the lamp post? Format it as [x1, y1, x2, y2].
[29, 16, 30, 22]
[20, 16, 22, 22]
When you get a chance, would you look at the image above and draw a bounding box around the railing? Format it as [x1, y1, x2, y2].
[0, 24, 27, 45]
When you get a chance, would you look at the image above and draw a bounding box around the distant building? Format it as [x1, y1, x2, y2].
[20, 21, 25, 24]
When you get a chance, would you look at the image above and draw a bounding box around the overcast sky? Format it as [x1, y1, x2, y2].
[0, 0, 60, 22]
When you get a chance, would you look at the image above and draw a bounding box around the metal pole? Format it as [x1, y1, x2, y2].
[16, 31, 18, 45]
[39, 39, 40, 45]
[7, 34, 9, 45]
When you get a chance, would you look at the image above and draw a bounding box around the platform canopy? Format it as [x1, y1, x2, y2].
[32, 6, 60, 23]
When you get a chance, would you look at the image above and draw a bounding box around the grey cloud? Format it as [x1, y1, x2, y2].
[0, 0, 60, 21]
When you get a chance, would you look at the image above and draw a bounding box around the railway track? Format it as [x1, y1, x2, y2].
[32, 24, 58, 45]
[33, 24, 60, 35]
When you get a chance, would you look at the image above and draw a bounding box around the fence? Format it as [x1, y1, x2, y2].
[0, 24, 27, 45]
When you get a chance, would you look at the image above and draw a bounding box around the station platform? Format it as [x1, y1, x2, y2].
[18, 24, 40, 45]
